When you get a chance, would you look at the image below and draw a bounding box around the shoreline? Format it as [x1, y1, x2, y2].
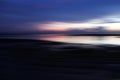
[0, 38, 120, 54]
[0, 38, 120, 45]
[0, 38, 120, 79]
[1, 38, 120, 64]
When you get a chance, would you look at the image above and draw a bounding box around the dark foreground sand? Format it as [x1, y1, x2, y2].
[0, 39, 120, 80]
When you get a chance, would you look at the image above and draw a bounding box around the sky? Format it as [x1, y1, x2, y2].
[0, 0, 120, 33]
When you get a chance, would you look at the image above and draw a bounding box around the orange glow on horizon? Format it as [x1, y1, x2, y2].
[39, 26, 68, 31]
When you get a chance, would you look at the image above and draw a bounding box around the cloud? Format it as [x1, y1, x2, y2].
[0, 0, 120, 33]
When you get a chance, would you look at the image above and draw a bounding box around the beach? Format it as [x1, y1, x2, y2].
[0, 38, 120, 80]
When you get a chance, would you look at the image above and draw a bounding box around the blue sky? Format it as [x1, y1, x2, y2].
[0, 0, 120, 33]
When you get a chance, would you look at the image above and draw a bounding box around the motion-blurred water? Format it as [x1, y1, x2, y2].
[1, 34, 120, 46]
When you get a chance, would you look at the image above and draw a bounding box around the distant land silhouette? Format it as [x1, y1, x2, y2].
[0, 26, 120, 35]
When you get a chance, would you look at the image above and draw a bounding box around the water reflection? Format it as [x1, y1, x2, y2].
[1, 34, 120, 45]
[39, 35, 120, 45]
[95, 36, 105, 41]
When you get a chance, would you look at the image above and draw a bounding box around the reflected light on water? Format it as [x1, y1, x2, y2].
[39, 35, 120, 45]
[1, 34, 120, 46]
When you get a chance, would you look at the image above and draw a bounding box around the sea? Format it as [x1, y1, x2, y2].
[0, 34, 120, 46]
[0, 34, 120, 79]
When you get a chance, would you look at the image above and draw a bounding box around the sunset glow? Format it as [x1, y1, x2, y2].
[1, 0, 120, 34]
[39, 26, 68, 31]
[102, 23, 120, 31]
[37, 20, 120, 31]
[40, 27, 67, 31]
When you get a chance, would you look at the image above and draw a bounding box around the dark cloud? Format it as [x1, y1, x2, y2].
[0, 0, 120, 33]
